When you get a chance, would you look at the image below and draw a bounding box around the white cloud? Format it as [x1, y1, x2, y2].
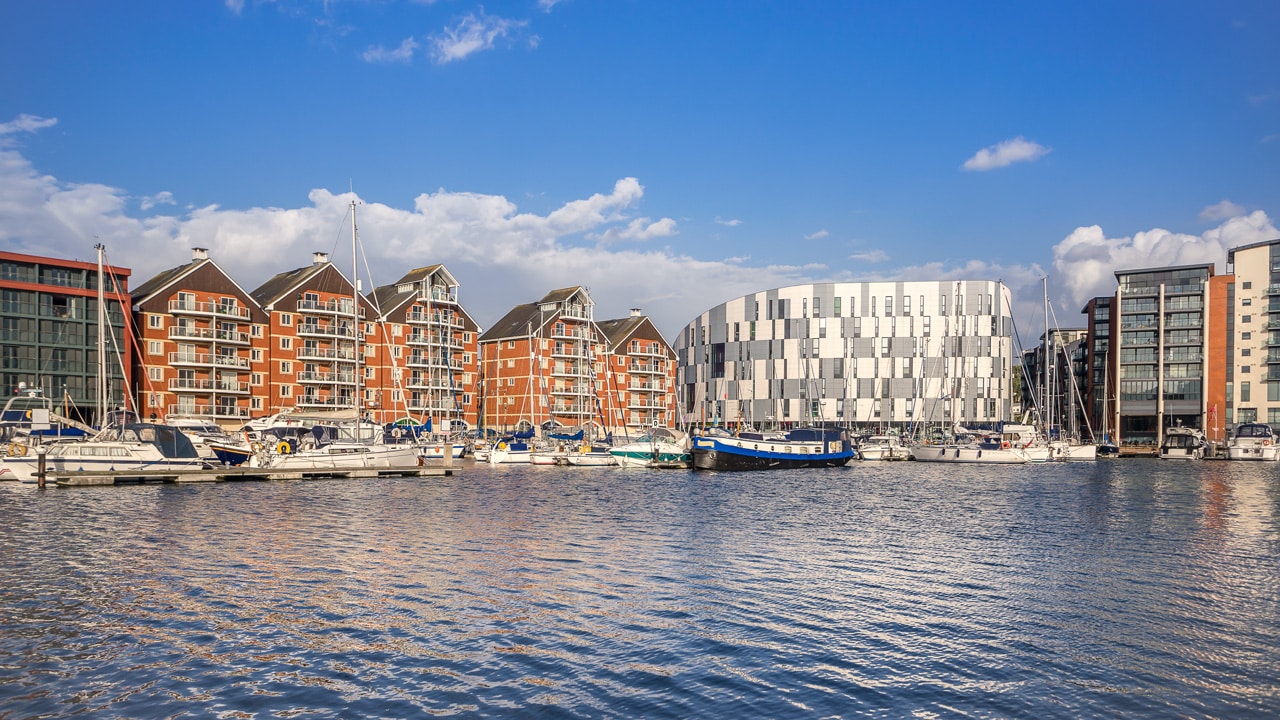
[363, 37, 420, 64]
[849, 250, 889, 263]
[804, 229, 829, 240]
[590, 217, 678, 245]
[1051, 212, 1279, 315]
[429, 11, 528, 64]
[226, 0, 245, 14]
[1200, 199, 1246, 221]
[139, 191, 175, 211]
[538, 0, 563, 12]
[962, 136, 1051, 171]
[0, 114, 57, 144]
[715, 217, 743, 227]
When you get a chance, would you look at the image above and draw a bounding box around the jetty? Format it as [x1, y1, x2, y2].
[48, 464, 456, 487]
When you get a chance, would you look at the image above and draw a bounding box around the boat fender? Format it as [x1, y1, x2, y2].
[977, 450, 982, 458]
[252, 441, 263, 453]
[7, 442, 27, 457]
[24, 410, 32, 419]
[1265, 439, 1273, 446]
[277, 440, 294, 455]
[1001, 441, 1010, 449]
[497, 441, 507, 451]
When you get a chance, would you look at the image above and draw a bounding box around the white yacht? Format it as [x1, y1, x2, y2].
[1159, 426, 1207, 460]
[1225, 423, 1278, 461]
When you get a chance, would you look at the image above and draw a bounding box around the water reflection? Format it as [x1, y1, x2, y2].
[1, 461, 1279, 717]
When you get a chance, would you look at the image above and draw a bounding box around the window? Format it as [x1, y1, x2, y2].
[885, 296, 893, 317]
[252, 398, 263, 410]
[280, 361, 292, 374]
[1244, 315, 1252, 323]
[1243, 332, 1252, 340]
[813, 297, 821, 317]
[508, 341, 516, 349]
[281, 385, 292, 398]
[251, 349, 262, 361]
[251, 325, 262, 337]
[1242, 366, 1251, 374]
[148, 340, 162, 355]
[251, 373, 262, 386]
[1243, 298, 1252, 306]
[148, 314, 163, 329]
[870, 296, 876, 316]
[148, 367, 163, 381]
[903, 296, 911, 316]
[1241, 381, 1251, 402]
[833, 297, 841, 317]
[280, 337, 292, 350]
[1242, 348, 1252, 357]
[280, 314, 292, 326]
[1243, 281, 1252, 289]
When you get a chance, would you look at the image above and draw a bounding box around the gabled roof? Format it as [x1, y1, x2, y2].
[538, 286, 591, 306]
[479, 302, 541, 342]
[251, 263, 329, 308]
[596, 314, 675, 358]
[130, 254, 265, 318]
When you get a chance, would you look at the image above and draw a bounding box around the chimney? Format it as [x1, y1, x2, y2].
[191, 247, 208, 261]
[313, 252, 329, 265]
[630, 308, 643, 317]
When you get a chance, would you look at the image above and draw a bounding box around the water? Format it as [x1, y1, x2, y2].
[2, 460, 1279, 718]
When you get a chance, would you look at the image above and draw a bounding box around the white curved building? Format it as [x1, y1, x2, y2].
[674, 281, 1015, 431]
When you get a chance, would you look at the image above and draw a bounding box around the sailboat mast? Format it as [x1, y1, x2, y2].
[1042, 277, 1050, 437]
[351, 201, 362, 424]
[95, 243, 107, 425]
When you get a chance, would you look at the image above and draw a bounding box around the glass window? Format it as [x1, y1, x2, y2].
[1241, 381, 1251, 402]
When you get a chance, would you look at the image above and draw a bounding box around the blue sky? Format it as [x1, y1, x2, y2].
[2, 1, 1277, 340]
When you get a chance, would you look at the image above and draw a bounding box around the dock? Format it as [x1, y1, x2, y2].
[51, 464, 457, 487]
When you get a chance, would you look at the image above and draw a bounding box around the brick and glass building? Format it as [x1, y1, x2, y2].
[0, 249, 132, 426]
[675, 280, 1015, 429]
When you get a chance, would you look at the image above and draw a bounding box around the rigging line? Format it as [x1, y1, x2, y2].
[1047, 298, 1096, 442]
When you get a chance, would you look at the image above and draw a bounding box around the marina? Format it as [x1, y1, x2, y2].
[2, 460, 1278, 717]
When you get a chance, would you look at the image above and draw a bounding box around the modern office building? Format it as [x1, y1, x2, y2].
[1080, 296, 1114, 440]
[674, 280, 1015, 430]
[1111, 264, 1230, 447]
[0, 249, 132, 426]
[1225, 239, 1280, 431]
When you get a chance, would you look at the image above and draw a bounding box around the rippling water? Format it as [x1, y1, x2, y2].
[2, 460, 1279, 718]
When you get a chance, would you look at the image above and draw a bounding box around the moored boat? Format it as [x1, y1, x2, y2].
[1159, 426, 1207, 460]
[691, 427, 853, 471]
[610, 427, 690, 468]
[857, 434, 910, 461]
[1225, 422, 1279, 461]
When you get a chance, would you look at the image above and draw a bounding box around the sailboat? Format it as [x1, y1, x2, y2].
[255, 202, 418, 470]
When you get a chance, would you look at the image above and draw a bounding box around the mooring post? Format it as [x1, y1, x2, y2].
[36, 445, 47, 489]
[444, 442, 454, 469]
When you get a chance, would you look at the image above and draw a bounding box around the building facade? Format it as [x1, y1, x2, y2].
[1080, 296, 1114, 441]
[1111, 264, 1224, 447]
[0, 249, 132, 426]
[675, 280, 1015, 430]
[131, 248, 268, 425]
[367, 265, 481, 429]
[1226, 239, 1280, 431]
[596, 310, 678, 432]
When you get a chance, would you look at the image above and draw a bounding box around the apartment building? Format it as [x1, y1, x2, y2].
[1225, 239, 1280, 431]
[675, 280, 1015, 429]
[367, 265, 481, 428]
[595, 310, 678, 432]
[250, 252, 379, 419]
[1111, 264, 1229, 447]
[1080, 296, 1114, 440]
[0, 249, 132, 426]
[131, 248, 268, 426]
[478, 287, 609, 433]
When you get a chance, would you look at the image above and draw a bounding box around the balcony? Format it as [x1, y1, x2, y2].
[295, 396, 354, 409]
[168, 352, 250, 370]
[297, 323, 354, 339]
[551, 326, 591, 341]
[629, 362, 666, 375]
[1120, 286, 1158, 297]
[551, 362, 591, 378]
[168, 378, 250, 394]
[1163, 335, 1202, 346]
[406, 354, 462, 370]
[297, 371, 356, 385]
[559, 306, 592, 321]
[406, 332, 463, 350]
[550, 402, 592, 416]
[417, 287, 459, 305]
[550, 343, 589, 359]
[296, 346, 356, 362]
[168, 326, 251, 344]
[169, 299, 251, 320]
[298, 298, 364, 318]
[167, 404, 252, 419]
[1165, 283, 1204, 295]
[627, 398, 668, 410]
[629, 381, 666, 392]
[407, 311, 462, 328]
[550, 384, 590, 396]
[406, 375, 453, 391]
[629, 346, 668, 359]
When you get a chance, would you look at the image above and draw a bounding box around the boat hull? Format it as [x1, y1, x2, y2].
[1226, 444, 1279, 461]
[691, 432, 853, 471]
